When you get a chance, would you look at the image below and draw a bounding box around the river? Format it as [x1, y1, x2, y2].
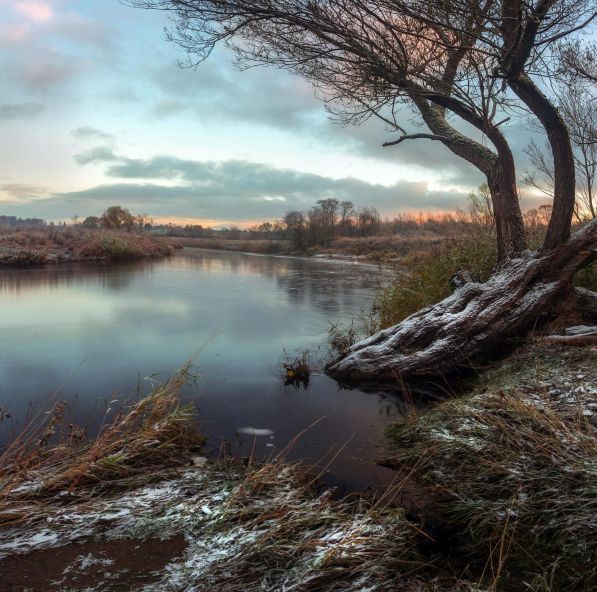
[0, 248, 412, 493]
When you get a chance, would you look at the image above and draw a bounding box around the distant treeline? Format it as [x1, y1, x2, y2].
[3, 188, 558, 252]
[156, 189, 554, 251]
[0, 215, 45, 229]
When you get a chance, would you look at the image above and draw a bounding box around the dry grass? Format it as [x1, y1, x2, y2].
[317, 234, 444, 262]
[168, 234, 446, 263]
[282, 351, 311, 387]
[373, 229, 596, 330]
[0, 366, 201, 507]
[375, 232, 498, 328]
[3, 347, 595, 590]
[172, 460, 436, 592]
[0, 370, 473, 591]
[0, 456, 451, 591]
[77, 231, 172, 260]
[0, 227, 172, 265]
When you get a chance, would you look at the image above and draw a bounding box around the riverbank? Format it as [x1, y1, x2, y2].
[0, 227, 173, 266]
[1, 342, 594, 591]
[169, 234, 443, 263]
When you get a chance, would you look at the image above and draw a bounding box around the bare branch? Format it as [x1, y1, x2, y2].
[382, 133, 451, 147]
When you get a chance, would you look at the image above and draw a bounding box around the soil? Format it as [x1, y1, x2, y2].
[0, 535, 186, 591]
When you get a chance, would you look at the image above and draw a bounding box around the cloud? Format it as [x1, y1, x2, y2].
[71, 127, 115, 142]
[51, 12, 113, 49]
[47, 179, 456, 220]
[0, 183, 48, 202]
[0, 3, 114, 96]
[139, 46, 547, 191]
[13, 1, 54, 22]
[74, 146, 118, 165]
[142, 56, 493, 186]
[23, 152, 467, 221]
[147, 57, 321, 132]
[21, 49, 77, 89]
[0, 102, 44, 120]
[0, 23, 31, 44]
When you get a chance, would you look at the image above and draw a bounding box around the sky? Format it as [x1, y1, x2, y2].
[0, 0, 549, 227]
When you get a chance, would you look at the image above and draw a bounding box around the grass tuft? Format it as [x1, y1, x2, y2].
[374, 233, 497, 328]
[374, 230, 596, 330]
[282, 351, 311, 387]
[0, 366, 202, 506]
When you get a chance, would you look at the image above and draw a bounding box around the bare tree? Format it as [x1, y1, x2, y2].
[339, 200, 355, 235]
[468, 184, 495, 229]
[317, 198, 340, 236]
[135, 212, 153, 233]
[129, 0, 597, 384]
[357, 206, 382, 237]
[284, 210, 307, 250]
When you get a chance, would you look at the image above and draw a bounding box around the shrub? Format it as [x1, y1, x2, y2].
[574, 260, 597, 291]
[77, 231, 171, 261]
[0, 227, 171, 265]
[88, 234, 144, 260]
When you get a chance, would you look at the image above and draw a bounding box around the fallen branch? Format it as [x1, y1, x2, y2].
[539, 332, 597, 346]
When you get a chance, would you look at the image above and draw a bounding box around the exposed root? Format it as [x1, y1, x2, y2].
[326, 219, 596, 384]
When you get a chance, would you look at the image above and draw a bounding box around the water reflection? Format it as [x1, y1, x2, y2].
[0, 248, 402, 492]
[0, 261, 153, 294]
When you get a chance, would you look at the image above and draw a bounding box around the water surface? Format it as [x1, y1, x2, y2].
[0, 248, 411, 492]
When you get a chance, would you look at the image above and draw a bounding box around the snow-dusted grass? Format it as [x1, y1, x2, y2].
[0, 367, 444, 591]
[6, 347, 594, 590]
[386, 344, 597, 591]
[137, 462, 426, 592]
[0, 455, 435, 591]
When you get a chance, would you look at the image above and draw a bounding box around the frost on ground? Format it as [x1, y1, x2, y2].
[386, 343, 597, 591]
[480, 342, 597, 431]
[0, 462, 451, 592]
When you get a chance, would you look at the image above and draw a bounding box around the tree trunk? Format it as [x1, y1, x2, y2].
[508, 75, 576, 250]
[325, 219, 596, 385]
[486, 134, 527, 261]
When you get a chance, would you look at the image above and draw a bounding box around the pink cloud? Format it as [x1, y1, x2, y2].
[13, 1, 55, 22]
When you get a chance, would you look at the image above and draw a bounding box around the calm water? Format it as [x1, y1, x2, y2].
[0, 248, 411, 493]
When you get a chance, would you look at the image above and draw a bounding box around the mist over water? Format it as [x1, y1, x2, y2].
[0, 248, 410, 492]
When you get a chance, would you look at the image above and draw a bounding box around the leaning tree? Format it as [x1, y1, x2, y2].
[129, 0, 597, 384]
